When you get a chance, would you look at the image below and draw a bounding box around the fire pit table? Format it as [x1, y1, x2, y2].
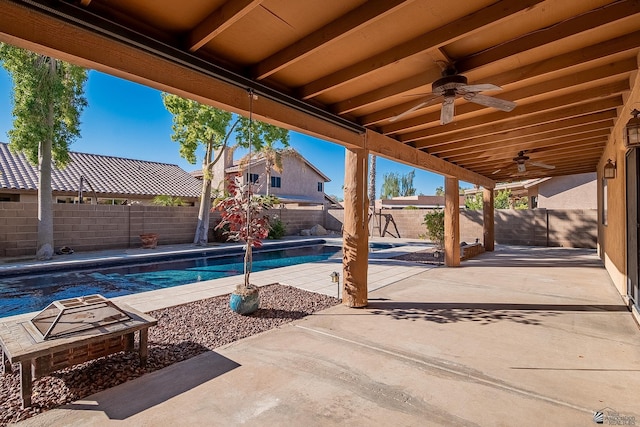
[0, 295, 157, 408]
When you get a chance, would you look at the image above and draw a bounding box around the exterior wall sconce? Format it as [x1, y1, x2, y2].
[625, 108, 640, 149]
[603, 159, 617, 179]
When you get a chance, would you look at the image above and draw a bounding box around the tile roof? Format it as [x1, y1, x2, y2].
[0, 143, 202, 198]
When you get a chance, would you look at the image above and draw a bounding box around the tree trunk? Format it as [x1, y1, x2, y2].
[265, 155, 272, 196]
[36, 59, 56, 260]
[368, 154, 376, 236]
[194, 141, 214, 245]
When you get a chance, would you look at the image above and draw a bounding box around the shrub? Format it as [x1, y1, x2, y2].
[268, 215, 286, 239]
[423, 209, 444, 249]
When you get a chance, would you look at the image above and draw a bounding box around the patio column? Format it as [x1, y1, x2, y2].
[483, 187, 495, 251]
[444, 177, 460, 267]
[342, 147, 369, 307]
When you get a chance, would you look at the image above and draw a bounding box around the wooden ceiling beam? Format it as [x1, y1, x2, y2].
[414, 110, 616, 150]
[400, 87, 626, 144]
[360, 31, 640, 125]
[459, 141, 607, 169]
[446, 131, 609, 164]
[381, 58, 637, 135]
[476, 150, 604, 174]
[253, 0, 408, 80]
[365, 130, 494, 187]
[187, 0, 263, 52]
[430, 119, 613, 157]
[298, 0, 544, 99]
[456, 0, 640, 71]
[408, 98, 621, 148]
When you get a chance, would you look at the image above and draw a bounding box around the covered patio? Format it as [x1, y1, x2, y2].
[1, 0, 639, 312]
[1, 1, 640, 422]
[14, 245, 640, 426]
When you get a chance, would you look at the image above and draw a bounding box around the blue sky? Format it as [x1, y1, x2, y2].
[0, 68, 447, 198]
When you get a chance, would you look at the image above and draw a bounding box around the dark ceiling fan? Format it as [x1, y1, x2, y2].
[492, 151, 556, 176]
[390, 67, 516, 125]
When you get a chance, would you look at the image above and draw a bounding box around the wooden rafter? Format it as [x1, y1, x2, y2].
[253, 0, 408, 80]
[298, 0, 545, 99]
[187, 0, 263, 52]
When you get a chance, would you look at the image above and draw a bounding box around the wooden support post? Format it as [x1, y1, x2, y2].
[483, 187, 495, 252]
[444, 177, 460, 267]
[342, 147, 369, 307]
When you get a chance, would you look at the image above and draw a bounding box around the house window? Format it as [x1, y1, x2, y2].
[317, 182, 323, 192]
[271, 176, 281, 188]
[601, 177, 608, 226]
[246, 173, 259, 184]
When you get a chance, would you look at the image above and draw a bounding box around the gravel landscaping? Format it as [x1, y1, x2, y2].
[0, 284, 340, 426]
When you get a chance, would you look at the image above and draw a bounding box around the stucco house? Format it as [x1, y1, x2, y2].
[194, 148, 331, 206]
[0, 142, 202, 205]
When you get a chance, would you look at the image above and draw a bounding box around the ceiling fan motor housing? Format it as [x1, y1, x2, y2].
[432, 74, 468, 95]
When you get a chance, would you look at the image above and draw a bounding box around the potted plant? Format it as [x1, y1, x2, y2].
[214, 175, 274, 314]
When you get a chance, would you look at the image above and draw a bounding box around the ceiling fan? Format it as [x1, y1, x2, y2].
[390, 67, 517, 125]
[492, 151, 556, 175]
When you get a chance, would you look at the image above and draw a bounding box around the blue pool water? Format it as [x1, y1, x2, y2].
[0, 245, 341, 317]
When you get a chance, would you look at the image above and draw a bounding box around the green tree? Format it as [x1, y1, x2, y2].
[465, 193, 484, 210]
[495, 189, 511, 209]
[235, 119, 289, 196]
[152, 195, 184, 206]
[435, 186, 444, 196]
[0, 44, 87, 260]
[400, 170, 416, 196]
[465, 190, 529, 210]
[162, 93, 235, 245]
[381, 172, 400, 198]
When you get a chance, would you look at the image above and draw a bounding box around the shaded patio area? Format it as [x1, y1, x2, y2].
[16, 245, 640, 426]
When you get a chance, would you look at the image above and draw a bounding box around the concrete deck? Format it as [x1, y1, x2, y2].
[11, 244, 640, 426]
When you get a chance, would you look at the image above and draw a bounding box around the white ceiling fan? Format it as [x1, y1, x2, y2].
[492, 151, 556, 175]
[390, 67, 516, 125]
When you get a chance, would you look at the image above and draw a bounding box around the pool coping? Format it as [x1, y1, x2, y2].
[0, 238, 329, 278]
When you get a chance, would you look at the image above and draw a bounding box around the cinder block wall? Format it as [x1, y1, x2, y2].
[0, 202, 200, 257]
[268, 206, 326, 236]
[371, 208, 597, 248]
[0, 202, 597, 257]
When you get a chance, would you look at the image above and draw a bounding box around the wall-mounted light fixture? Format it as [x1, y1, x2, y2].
[625, 108, 640, 148]
[603, 159, 617, 179]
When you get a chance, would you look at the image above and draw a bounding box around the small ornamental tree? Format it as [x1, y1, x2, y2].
[423, 209, 445, 249]
[214, 175, 274, 294]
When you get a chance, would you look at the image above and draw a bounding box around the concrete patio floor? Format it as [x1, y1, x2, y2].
[13, 245, 640, 426]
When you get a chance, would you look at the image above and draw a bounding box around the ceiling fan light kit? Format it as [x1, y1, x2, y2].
[391, 67, 517, 125]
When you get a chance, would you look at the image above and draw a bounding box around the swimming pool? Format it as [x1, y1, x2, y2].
[0, 245, 341, 317]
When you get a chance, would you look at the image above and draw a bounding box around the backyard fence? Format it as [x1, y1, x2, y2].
[0, 202, 596, 257]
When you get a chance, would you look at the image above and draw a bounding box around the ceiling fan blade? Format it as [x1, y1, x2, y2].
[463, 93, 516, 112]
[459, 83, 502, 93]
[529, 161, 556, 170]
[389, 95, 438, 122]
[440, 96, 455, 125]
